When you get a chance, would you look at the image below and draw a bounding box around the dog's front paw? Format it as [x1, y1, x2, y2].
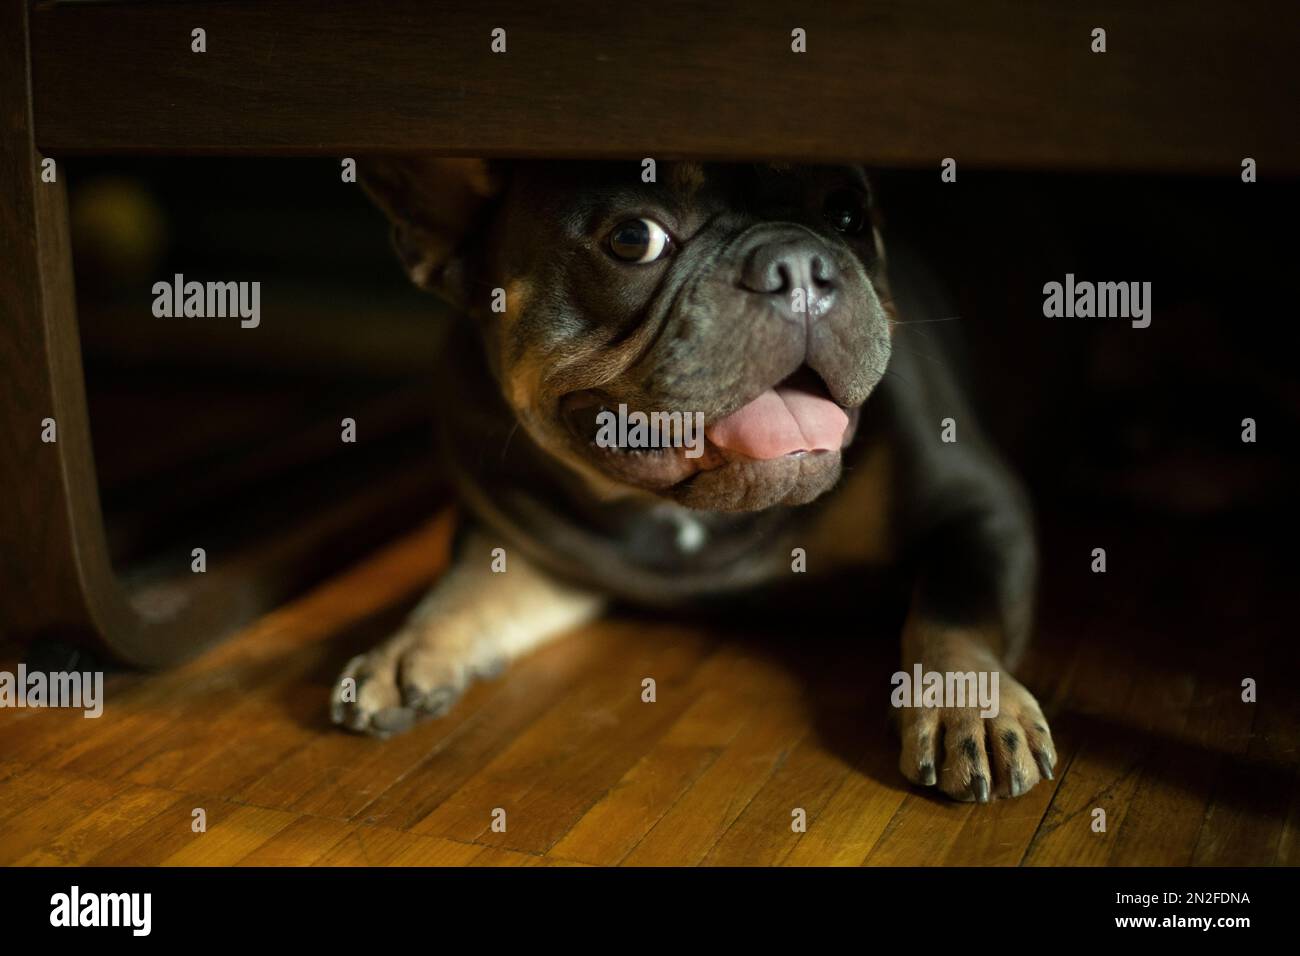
[330, 628, 503, 737]
[896, 670, 1056, 802]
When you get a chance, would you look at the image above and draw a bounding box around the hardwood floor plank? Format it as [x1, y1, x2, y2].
[619, 693, 808, 866]
[1021, 630, 1143, 866]
[13, 782, 180, 866]
[0, 774, 129, 864]
[703, 711, 863, 866]
[1192, 646, 1300, 865]
[406, 624, 713, 853]
[941, 748, 1070, 867]
[862, 793, 973, 866]
[354, 624, 643, 829]
[311, 826, 482, 866]
[468, 846, 546, 866]
[1273, 771, 1300, 866]
[384, 833, 486, 866]
[0, 763, 70, 827]
[234, 814, 358, 866]
[782, 749, 910, 866]
[549, 689, 749, 865]
[159, 804, 300, 866]
[84, 794, 219, 865]
[1104, 670, 1202, 866]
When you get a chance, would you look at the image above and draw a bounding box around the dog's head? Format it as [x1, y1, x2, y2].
[362, 159, 893, 512]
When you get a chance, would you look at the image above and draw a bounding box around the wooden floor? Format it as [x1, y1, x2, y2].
[1, 508, 1296, 867]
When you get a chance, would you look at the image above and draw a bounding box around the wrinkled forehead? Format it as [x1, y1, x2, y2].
[504, 161, 868, 220]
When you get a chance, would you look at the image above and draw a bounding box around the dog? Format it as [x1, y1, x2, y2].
[331, 159, 1055, 802]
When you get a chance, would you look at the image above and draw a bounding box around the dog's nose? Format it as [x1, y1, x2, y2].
[739, 239, 838, 319]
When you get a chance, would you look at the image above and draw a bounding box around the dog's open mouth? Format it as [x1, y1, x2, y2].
[561, 365, 857, 490]
[704, 365, 849, 460]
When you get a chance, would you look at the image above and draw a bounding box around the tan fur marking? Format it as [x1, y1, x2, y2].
[670, 162, 706, 199]
[803, 440, 894, 566]
[404, 531, 601, 663]
[504, 278, 531, 322]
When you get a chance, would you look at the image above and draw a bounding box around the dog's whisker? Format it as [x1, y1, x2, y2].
[891, 315, 964, 326]
[499, 420, 521, 461]
[888, 341, 950, 370]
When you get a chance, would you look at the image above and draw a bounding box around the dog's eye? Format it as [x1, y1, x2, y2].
[823, 189, 868, 236]
[608, 218, 671, 263]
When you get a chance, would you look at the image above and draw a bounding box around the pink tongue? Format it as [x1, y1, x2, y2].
[705, 384, 849, 460]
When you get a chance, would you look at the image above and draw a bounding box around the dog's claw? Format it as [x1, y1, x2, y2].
[371, 707, 416, 735]
[1036, 752, 1055, 781]
[403, 684, 459, 717]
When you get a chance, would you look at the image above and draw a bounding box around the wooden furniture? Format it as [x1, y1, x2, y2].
[3, 0, 1297, 668]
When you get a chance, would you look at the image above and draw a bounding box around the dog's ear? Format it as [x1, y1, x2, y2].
[359, 157, 502, 306]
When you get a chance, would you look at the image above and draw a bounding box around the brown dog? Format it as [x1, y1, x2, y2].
[332, 160, 1054, 802]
